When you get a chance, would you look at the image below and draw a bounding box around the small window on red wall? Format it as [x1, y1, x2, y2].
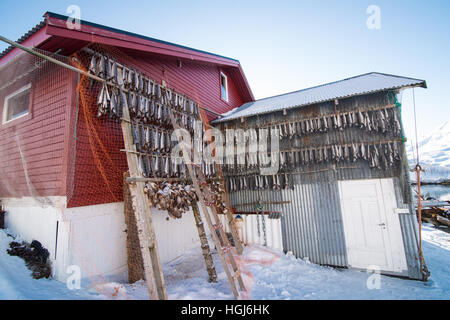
[2, 83, 31, 124]
[220, 72, 228, 102]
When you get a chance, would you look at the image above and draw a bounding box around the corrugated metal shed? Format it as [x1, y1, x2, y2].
[220, 90, 425, 280]
[214, 72, 426, 122]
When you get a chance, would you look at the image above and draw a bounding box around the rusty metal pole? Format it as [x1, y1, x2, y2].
[415, 164, 424, 277]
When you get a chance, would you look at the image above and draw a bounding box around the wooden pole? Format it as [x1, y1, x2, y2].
[121, 101, 167, 299]
[415, 165, 424, 278]
[192, 202, 218, 283]
[123, 172, 145, 283]
[215, 165, 244, 255]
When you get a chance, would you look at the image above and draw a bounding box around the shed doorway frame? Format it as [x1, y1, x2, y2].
[338, 178, 408, 274]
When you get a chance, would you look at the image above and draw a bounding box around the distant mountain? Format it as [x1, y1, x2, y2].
[407, 120, 450, 183]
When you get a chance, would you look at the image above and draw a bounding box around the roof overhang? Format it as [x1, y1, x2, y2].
[213, 72, 427, 124]
[44, 12, 254, 101]
[0, 12, 254, 102]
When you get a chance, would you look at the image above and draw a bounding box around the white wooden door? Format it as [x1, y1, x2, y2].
[338, 178, 407, 273]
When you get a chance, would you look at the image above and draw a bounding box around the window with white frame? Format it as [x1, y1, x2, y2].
[220, 72, 228, 102]
[2, 84, 31, 124]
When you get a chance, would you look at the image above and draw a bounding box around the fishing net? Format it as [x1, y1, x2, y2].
[69, 43, 214, 215]
[0, 49, 75, 206]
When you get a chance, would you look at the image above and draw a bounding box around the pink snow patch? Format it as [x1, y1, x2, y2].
[235, 245, 280, 300]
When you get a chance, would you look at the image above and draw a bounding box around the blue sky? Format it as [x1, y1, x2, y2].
[0, 0, 448, 146]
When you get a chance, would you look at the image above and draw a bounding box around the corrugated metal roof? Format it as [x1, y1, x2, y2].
[214, 72, 427, 123]
[0, 20, 46, 59]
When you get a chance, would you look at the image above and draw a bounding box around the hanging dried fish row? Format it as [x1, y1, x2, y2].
[225, 140, 401, 192]
[266, 105, 401, 140]
[87, 51, 210, 218]
[89, 52, 201, 135]
[226, 173, 293, 192]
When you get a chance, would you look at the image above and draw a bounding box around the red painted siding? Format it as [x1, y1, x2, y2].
[67, 51, 245, 208]
[123, 50, 244, 118]
[0, 61, 72, 198]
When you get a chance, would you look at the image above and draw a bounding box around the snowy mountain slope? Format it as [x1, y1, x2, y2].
[408, 120, 450, 183]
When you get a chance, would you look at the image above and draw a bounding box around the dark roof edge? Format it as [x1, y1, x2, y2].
[45, 11, 240, 63]
[212, 80, 427, 124]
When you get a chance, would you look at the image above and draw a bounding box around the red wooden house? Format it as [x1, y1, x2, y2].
[0, 12, 253, 281]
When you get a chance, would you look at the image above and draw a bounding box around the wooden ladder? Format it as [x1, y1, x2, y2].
[202, 121, 244, 255]
[121, 102, 167, 300]
[169, 113, 246, 299]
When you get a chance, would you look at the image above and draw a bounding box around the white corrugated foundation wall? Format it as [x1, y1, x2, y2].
[2, 197, 210, 283]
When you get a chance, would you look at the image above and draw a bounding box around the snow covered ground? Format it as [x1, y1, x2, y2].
[0, 231, 101, 300]
[1, 224, 449, 300]
[408, 120, 450, 183]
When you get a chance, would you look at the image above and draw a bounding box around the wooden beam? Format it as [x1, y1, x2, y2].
[192, 202, 217, 283]
[120, 100, 167, 300]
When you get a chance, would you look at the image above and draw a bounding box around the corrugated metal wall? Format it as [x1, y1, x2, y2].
[220, 91, 422, 279]
[281, 180, 348, 267]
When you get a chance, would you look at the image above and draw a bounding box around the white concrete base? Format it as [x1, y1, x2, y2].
[2, 196, 210, 284]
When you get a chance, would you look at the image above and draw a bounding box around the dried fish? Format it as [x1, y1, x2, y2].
[323, 147, 328, 162]
[110, 89, 118, 118]
[322, 116, 329, 132]
[364, 112, 371, 132]
[127, 69, 134, 88]
[88, 54, 97, 75]
[134, 70, 140, 91]
[139, 155, 147, 177]
[351, 143, 358, 162]
[341, 114, 348, 128]
[131, 124, 140, 151]
[393, 110, 402, 136]
[305, 120, 311, 134]
[117, 88, 126, 119]
[334, 114, 342, 131]
[153, 128, 160, 151]
[163, 156, 170, 177]
[317, 147, 323, 163]
[288, 123, 295, 138]
[343, 145, 350, 161]
[393, 141, 400, 160]
[361, 143, 367, 160]
[378, 110, 387, 133]
[98, 55, 106, 79]
[357, 111, 365, 128]
[108, 60, 117, 83]
[145, 156, 152, 176]
[369, 145, 381, 169]
[387, 143, 394, 166]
